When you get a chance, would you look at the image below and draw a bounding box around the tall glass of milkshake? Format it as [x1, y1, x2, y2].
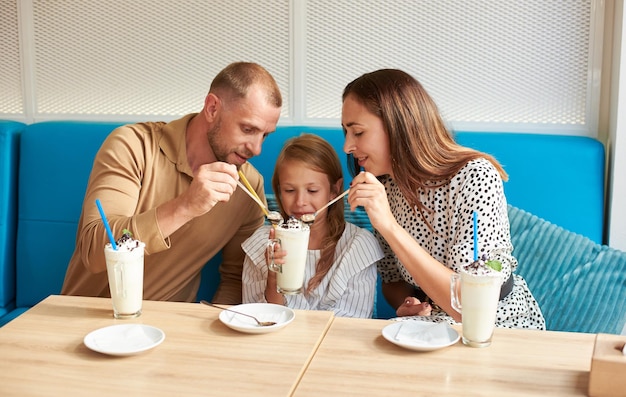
[451, 259, 503, 347]
[267, 217, 310, 295]
[104, 231, 145, 319]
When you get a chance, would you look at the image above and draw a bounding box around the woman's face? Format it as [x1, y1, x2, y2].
[341, 94, 392, 177]
[277, 159, 340, 222]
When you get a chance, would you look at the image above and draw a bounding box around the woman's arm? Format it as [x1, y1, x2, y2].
[348, 172, 460, 321]
[378, 221, 459, 320]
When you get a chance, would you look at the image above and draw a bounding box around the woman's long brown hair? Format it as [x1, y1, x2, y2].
[272, 134, 346, 294]
[343, 69, 507, 227]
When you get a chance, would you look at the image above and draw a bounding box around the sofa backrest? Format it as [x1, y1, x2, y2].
[250, 126, 352, 190]
[13, 121, 248, 308]
[251, 128, 605, 243]
[15, 121, 124, 307]
[455, 132, 605, 244]
[11, 121, 607, 318]
[0, 121, 25, 316]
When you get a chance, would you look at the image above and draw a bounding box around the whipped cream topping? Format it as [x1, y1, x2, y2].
[107, 232, 144, 252]
[277, 216, 310, 231]
[463, 254, 499, 276]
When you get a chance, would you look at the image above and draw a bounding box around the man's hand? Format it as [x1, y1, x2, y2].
[181, 162, 239, 218]
[156, 162, 238, 238]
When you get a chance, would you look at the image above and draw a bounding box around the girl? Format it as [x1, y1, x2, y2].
[242, 134, 383, 318]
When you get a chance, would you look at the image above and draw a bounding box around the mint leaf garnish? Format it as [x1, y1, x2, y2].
[485, 259, 502, 272]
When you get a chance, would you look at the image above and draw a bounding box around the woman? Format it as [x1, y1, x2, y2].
[242, 134, 383, 318]
[342, 69, 545, 329]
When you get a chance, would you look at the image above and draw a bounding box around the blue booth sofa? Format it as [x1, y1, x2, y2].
[1, 120, 624, 334]
[0, 121, 23, 321]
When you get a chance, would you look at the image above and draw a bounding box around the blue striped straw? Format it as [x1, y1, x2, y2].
[96, 199, 117, 250]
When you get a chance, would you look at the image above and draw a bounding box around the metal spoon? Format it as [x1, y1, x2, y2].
[266, 210, 283, 227]
[200, 300, 276, 327]
[300, 188, 350, 225]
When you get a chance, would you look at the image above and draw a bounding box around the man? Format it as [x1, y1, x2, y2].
[61, 62, 282, 304]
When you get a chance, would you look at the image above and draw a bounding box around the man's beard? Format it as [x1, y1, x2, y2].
[207, 118, 230, 163]
[207, 119, 254, 168]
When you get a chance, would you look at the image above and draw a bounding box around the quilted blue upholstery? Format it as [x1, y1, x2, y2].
[509, 205, 626, 334]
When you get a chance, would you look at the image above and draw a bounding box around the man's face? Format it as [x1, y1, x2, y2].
[208, 84, 281, 167]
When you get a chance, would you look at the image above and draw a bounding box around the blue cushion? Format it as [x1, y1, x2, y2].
[0, 121, 25, 317]
[509, 205, 626, 334]
[197, 253, 223, 302]
[253, 129, 605, 243]
[456, 132, 604, 243]
[12, 121, 227, 310]
[15, 121, 124, 308]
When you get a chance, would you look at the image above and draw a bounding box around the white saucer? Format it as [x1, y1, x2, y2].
[218, 303, 295, 334]
[84, 324, 165, 356]
[382, 320, 459, 351]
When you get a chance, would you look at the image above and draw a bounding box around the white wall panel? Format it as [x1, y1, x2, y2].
[305, 0, 598, 134]
[0, 0, 23, 116]
[1, 0, 605, 136]
[28, 0, 290, 120]
[608, 1, 626, 251]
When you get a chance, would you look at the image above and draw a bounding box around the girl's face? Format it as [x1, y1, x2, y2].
[277, 159, 341, 221]
[342, 94, 392, 177]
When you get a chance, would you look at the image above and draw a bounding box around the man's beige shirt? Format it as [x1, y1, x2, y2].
[61, 114, 266, 304]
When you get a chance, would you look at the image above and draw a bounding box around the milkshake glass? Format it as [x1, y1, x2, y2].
[451, 269, 502, 347]
[267, 218, 310, 295]
[104, 240, 145, 319]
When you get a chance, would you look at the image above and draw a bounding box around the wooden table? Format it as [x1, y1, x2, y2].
[0, 295, 333, 397]
[293, 317, 596, 396]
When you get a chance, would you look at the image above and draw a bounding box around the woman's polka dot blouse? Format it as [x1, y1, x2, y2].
[376, 158, 546, 329]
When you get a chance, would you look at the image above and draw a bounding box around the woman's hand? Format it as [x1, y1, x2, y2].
[348, 172, 395, 231]
[395, 297, 432, 317]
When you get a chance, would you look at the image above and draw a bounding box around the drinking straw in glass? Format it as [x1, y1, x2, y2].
[473, 211, 478, 261]
[236, 180, 269, 213]
[237, 170, 269, 216]
[96, 199, 118, 250]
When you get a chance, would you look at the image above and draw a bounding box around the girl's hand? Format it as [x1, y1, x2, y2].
[265, 227, 287, 267]
[347, 172, 394, 231]
[264, 226, 284, 305]
[395, 297, 432, 317]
